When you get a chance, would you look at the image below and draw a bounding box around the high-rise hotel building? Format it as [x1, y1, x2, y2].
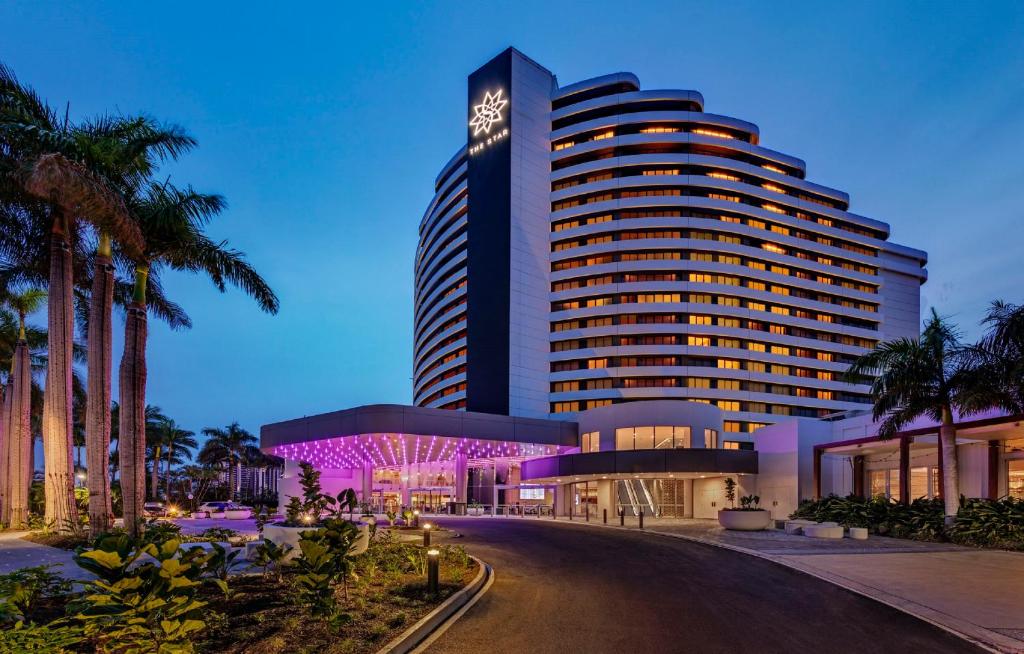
[266, 49, 1022, 524]
[413, 48, 927, 435]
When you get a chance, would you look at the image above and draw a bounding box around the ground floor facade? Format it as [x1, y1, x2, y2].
[260, 402, 1024, 522]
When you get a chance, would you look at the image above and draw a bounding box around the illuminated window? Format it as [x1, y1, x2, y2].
[719, 338, 740, 349]
[689, 315, 712, 325]
[709, 193, 740, 203]
[762, 183, 785, 194]
[704, 428, 719, 448]
[770, 345, 790, 356]
[748, 342, 766, 352]
[687, 377, 711, 388]
[640, 126, 681, 134]
[708, 171, 740, 182]
[762, 164, 784, 174]
[723, 422, 742, 434]
[718, 359, 740, 370]
[719, 317, 741, 328]
[693, 128, 734, 140]
[688, 336, 711, 347]
[689, 273, 713, 283]
[763, 204, 785, 214]
[588, 358, 608, 369]
[585, 399, 612, 409]
[591, 130, 614, 141]
[642, 168, 680, 176]
[552, 402, 576, 413]
[553, 141, 575, 151]
[717, 400, 740, 411]
[762, 243, 787, 255]
[718, 379, 740, 391]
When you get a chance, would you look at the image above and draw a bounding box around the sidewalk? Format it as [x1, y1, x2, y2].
[0, 530, 94, 581]
[492, 515, 1024, 653]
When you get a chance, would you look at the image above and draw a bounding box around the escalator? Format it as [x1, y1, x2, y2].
[616, 479, 655, 516]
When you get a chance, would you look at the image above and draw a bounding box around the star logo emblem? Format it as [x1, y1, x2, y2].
[469, 89, 508, 136]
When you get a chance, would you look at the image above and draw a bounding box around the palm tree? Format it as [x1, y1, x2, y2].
[970, 301, 1024, 415]
[1, 65, 144, 530]
[79, 116, 195, 533]
[199, 423, 259, 502]
[118, 184, 278, 534]
[0, 288, 45, 526]
[847, 310, 978, 522]
[161, 420, 197, 501]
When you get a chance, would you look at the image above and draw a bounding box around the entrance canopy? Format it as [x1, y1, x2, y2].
[261, 404, 579, 470]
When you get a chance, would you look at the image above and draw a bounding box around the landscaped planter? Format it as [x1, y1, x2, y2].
[224, 508, 252, 519]
[718, 509, 772, 531]
[208, 511, 226, 519]
[467, 507, 484, 516]
[190, 511, 209, 519]
[263, 521, 370, 560]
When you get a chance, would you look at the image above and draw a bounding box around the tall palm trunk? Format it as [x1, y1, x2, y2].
[164, 444, 173, 501]
[119, 266, 149, 536]
[939, 405, 960, 524]
[7, 340, 32, 528]
[42, 221, 79, 531]
[85, 235, 115, 533]
[150, 445, 161, 500]
[0, 381, 9, 525]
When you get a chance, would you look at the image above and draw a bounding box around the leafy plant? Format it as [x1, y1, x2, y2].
[723, 478, 737, 508]
[250, 540, 291, 582]
[0, 565, 72, 624]
[72, 537, 209, 653]
[292, 517, 360, 620]
[738, 495, 761, 510]
[284, 496, 304, 526]
[140, 520, 183, 546]
[0, 619, 84, 653]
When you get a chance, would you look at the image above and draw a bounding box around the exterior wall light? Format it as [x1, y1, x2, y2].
[427, 548, 440, 594]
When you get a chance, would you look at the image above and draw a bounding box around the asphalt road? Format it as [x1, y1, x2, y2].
[424, 518, 983, 654]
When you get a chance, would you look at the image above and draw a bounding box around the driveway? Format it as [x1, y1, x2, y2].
[424, 518, 982, 654]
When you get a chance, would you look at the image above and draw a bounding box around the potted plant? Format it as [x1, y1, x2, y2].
[263, 462, 369, 559]
[467, 502, 484, 516]
[718, 479, 772, 530]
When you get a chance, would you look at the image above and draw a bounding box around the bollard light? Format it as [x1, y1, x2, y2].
[639, 508, 644, 530]
[413, 509, 421, 528]
[426, 548, 440, 594]
[423, 523, 432, 547]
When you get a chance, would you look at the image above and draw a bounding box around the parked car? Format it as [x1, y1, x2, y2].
[197, 501, 253, 519]
[142, 502, 166, 518]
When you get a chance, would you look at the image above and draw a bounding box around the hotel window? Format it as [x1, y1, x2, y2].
[868, 469, 901, 501]
[717, 400, 740, 411]
[552, 381, 580, 392]
[704, 428, 719, 448]
[689, 315, 712, 325]
[591, 130, 614, 141]
[748, 281, 767, 291]
[708, 171, 740, 182]
[770, 345, 790, 356]
[762, 164, 784, 173]
[585, 399, 612, 409]
[692, 128, 734, 139]
[553, 140, 575, 151]
[718, 380, 740, 391]
[552, 402, 576, 414]
[581, 431, 600, 453]
[688, 336, 711, 347]
[762, 183, 785, 194]
[642, 168, 680, 176]
[618, 425, 691, 450]
[720, 297, 741, 307]
[640, 126, 680, 134]
[718, 359, 740, 370]
[709, 193, 740, 203]
[719, 338, 740, 349]
[588, 358, 608, 369]
[1008, 460, 1024, 499]
[689, 273, 713, 283]
[585, 378, 613, 390]
[723, 422, 742, 433]
[762, 243, 787, 255]
[687, 377, 711, 388]
[719, 317, 741, 328]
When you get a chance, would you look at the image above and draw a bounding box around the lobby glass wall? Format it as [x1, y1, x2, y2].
[615, 479, 687, 517]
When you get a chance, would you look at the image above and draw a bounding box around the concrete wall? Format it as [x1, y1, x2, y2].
[507, 52, 555, 418]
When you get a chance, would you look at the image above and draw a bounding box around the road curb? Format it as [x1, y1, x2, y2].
[375, 555, 493, 654]
[479, 516, 1015, 654]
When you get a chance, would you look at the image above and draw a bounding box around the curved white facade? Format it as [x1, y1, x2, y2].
[414, 48, 927, 436]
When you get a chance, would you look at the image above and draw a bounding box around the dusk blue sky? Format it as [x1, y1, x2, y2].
[3, 2, 1023, 441]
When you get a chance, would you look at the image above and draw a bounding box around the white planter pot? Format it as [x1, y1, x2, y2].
[718, 509, 772, 531]
[224, 509, 252, 520]
[209, 511, 226, 519]
[263, 522, 370, 560]
[190, 511, 209, 519]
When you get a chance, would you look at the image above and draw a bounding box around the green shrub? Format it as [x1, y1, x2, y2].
[792, 494, 1024, 550]
[72, 536, 211, 652]
[0, 565, 72, 624]
[0, 618, 84, 653]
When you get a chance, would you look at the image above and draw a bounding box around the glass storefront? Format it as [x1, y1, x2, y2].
[1009, 459, 1024, 499]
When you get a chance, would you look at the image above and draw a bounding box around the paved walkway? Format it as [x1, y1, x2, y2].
[494, 515, 1024, 653]
[0, 530, 93, 581]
